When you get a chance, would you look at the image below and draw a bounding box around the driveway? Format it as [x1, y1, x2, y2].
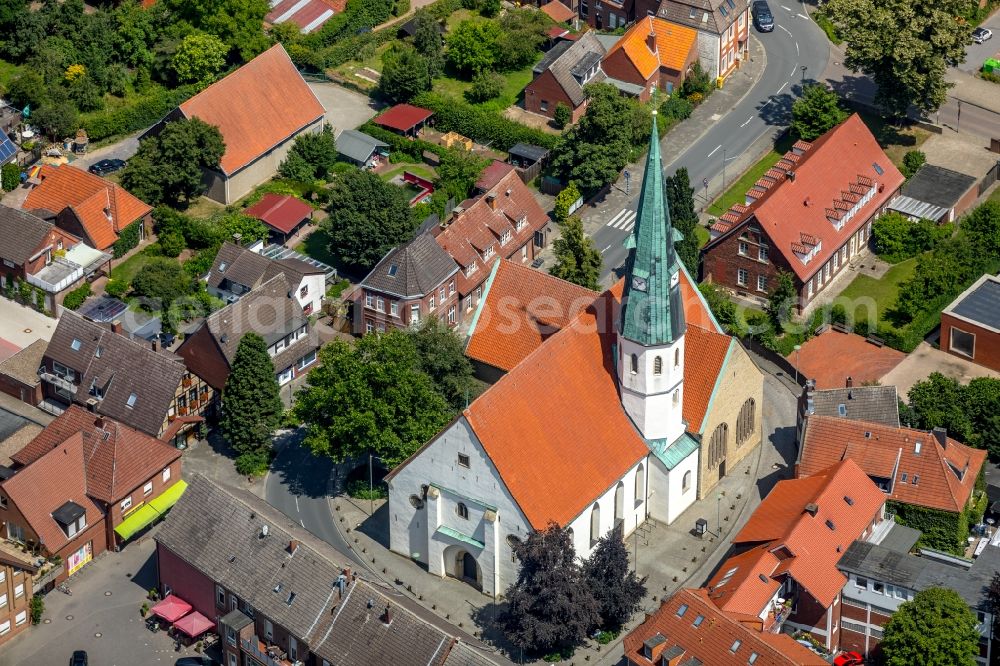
[0, 299, 57, 348]
[307, 82, 379, 133]
[880, 341, 1000, 397]
[69, 132, 142, 172]
[0, 537, 213, 666]
[958, 12, 1000, 74]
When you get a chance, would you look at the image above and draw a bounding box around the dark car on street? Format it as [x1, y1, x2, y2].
[88, 158, 127, 177]
[752, 0, 774, 31]
[71, 651, 88, 666]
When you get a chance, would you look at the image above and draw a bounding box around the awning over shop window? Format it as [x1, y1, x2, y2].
[113, 504, 160, 541]
[173, 611, 214, 638]
[150, 594, 192, 623]
[148, 480, 188, 514]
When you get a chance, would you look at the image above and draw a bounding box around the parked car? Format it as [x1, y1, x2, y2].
[752, 0, 774, 32]
[88, 158, 127, 177]
[71, 651, 88, 666]
[972, 27, 993, 44]
[834, 651, 864, 666]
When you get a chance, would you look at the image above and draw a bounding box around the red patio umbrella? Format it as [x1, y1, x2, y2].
[150, 594, 192, 623]
[173, 610, 215, 638]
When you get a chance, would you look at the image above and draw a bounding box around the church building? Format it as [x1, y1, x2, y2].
[385, 118, 764, 597]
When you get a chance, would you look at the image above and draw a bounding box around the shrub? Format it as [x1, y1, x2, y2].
[660, 94, 693, 121]
[681, 61, 713, 98]
[104, 279, 130, 299]
[111, 221, 143, 259]
[159, 232, 186, 258]
[901, 149, 926, 179]
[235, 449, 271, 477]
[1, 163, 20, 191]
[62, 283, 92, 311]
[411, 91, 558, 151]
[553, 102, 572, 129]
[80, 85, 197, 143]
[29, 595, 43, 625]
[813, 10, 842, 44]
[466, 71, 505, 104]
[347, 478, 388, 499]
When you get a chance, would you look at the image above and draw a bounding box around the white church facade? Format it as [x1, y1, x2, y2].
[386, 117, 763, 597]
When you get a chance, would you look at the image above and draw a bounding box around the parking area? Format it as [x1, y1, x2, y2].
[880, 340, 1000, 397]
[306, 81, 378, 131]
[0, 299, 57, 349]
[0, 537, 214, 666]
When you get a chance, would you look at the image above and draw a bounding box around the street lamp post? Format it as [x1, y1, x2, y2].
[722, 148, 727, 191]
[717, 495, 722, 535]
[793, 344, 802, 385]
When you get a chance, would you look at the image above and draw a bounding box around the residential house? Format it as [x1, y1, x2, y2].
[623, 587, 827, 666]
[475, 161, 518, 193]
[386, 122, 763, 596]
[837, 539, 999, 664]
[524, 32, 607, 122]
[177, 275, 320, 393]
[0, 340, 48, 406]
[887, 164, 979, 224]
[0, 541, 38, 647]
[796, 379, 900, 445]
[0, 205, 111, 312]
[265, 0, 345, 33]
[39, 312, 210, 447]
[601, 16, 700, 100]
[155, 474, 508, 666]
[204, 241, 325, 315]
[23, 164, 153, 253]
[243, 194, 314, 245]
[797, 416, 986, 520]
[433, 168, 550, 318]
[463, 259, 597, 382]
[506, 143, 550, 183]
[703, 459, 888, 652]
[335, 129, 389, 169]
[701, 115, 904, 312]
[148, 44, 326, 204]
[354, 232, 459, 335]
[9, 405, 184, 554]
[652, 0, 750, 80]
[940, 274, 1000, 372]
[372, 104, 434, 138]
[540, 0, 576, 25]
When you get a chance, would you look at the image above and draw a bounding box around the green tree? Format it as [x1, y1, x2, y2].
[665, 167, 700, 275]
[217, 211, 269, 245]
[902, 149, 926, 178]
[481, 0, 501, 17]
[165, 0, 270, 62]
[906, 372, 974, 443]
[171, 32, 228, 87]
[466, 70, 504, 103]
[29, 595, 43, 625]
[294, 332, 452, 466]
[500, 523, 600, 655]
[409, 9, 444, 77]
[436, 148, 488, 202]
[446, 20, 502, 76]
[790, 83, 848, 140]
[377, 44, 431, 104]
[880, 587, 979, 666]
[553, 102, 571, 129]
[766, 270, 797, 329]
[324, 169, 417, 270]
[5, 70, 46, 111]
[824, 0, 970, 116]
[221, 332, 284, 476]
[407, 317, 479, 411]
[130, 258, 194, 308]
[496, 9, 551, 71]
[873, 211, 917, 261]
[32, 100, 78, 140]
[550, 216, 602, 290]
[279, 123, 338, 181]
[1, 163, 21, 191]
[121, 118, 225, 206]
[698, 282, 742, 335]
[553, 182, 580, 223]
[582, 525, 646, 631]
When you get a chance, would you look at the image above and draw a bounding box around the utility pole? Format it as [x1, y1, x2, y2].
[722, 148, 727, 191]
[369, 452, 374, 517]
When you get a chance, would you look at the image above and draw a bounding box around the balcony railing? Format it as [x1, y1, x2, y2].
[241, 637, 294, 666]
[38, 370, 77, 394]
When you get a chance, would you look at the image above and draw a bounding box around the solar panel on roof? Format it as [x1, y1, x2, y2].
[0, 134, 17, 163]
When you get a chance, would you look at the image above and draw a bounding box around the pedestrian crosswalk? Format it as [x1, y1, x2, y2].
[606, 208, 637, 232]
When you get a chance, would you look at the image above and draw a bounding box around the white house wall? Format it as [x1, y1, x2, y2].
[696, 31, 722, 79]
[566, 460, 648, 560]
[666, 448, 700, 525]
[297, 273, 325, 313]
[387, 417, 532, 597]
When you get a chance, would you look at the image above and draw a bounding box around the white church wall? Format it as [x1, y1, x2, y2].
[665, 448, 700, 524]
[566, 459, 648, 560]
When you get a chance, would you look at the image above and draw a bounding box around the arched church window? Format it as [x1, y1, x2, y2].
[590, 504, 601, 546]
[682, 471, 691, 491]
[457, 503, 469, 519]
[635, 464, 645, 504]
[653, 356, 662, 375]
[675, 348, 680, 367]
[630, 354, 638, 374]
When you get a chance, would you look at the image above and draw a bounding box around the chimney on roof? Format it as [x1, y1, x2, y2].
[932, 427, 947, 448]
[846, 376, 853, 388]
[94, 415, 104, 429]
[787, 170, 796, 182]
[804, 196, 812, 206]
[646, 31, 656, 52]
[233, 232, 243, 246]
[487, 193, 497, 210]
[381, 604, 392, 625]
[151, 337, 160, 353]
[288, 539, 299, 554]
[111, 320, 123, 335]
[804, 502, 818, 516]
[343, 567, 353, 581]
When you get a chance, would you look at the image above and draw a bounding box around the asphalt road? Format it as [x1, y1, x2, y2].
[264, 430, 366, 568]
[593, 3, 830, 279]
[958, 19, 999, 74]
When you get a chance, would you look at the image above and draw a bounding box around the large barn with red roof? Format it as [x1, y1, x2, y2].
[385, 119, 763, 597]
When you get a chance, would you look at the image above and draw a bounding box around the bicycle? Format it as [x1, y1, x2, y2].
[57, 582, 72, 596]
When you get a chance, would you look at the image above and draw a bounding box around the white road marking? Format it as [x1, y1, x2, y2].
[741, 115, 754, 127]
[777, 81, 788, 94]
[295, 496, 300, 511]
[707, 144, 722, 158]
[778, 24, 793, 36]
[606, 209, 637, 231]
[797, 12, 807, 18]
[789, 65, 797, 78]
[300, 519, 305, 527]
[795, 41, 799, 56]
[780, 4, 791, 9]
[603, 243, 613, 252]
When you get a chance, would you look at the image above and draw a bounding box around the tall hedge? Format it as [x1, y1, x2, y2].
[411, 91, 558, 151]
[111, 221, 143, 259]
[890, 501, 969, 554]
[80, 85, 197, 143]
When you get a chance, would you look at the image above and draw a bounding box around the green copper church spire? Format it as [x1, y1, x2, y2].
[619, 111, 686, 346]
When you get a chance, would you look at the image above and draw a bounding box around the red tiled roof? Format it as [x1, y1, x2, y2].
[709, 460, 885, 610]
[706, 115, 904, 282]
[23, 165, 152, 250]
[179, 44, 325, 175]
[623, 588, 827, 666]
[244, 193, 312, 234]
[540, 0, 576, 23]
[435, 169, 549, 297]
[682, 324, 732, 431]
[12, 405, 181, 504]
[800, 415, 986, 513]
[465, 259, 598, 372]
[475, 160, 516, 192]
[2, 432, 104, 552]
[604, 16, 699, 79]
[373, 104, 433, 133]
[791, 329, 905, 389]
[265, 0, 345, 33]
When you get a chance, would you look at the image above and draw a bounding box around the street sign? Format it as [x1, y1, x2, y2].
[624, 170, 631, 194]
[703, 177, 709, 189]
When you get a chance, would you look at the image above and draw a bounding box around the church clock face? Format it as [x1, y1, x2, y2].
[632, 276, 648, 292]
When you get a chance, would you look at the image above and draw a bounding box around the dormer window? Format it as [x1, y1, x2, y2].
[71, 339, 82, 351]
[52, 501, 87, 538]
[466, 262, 478, 277]
[516, 216, 527, 231]
[482, 245, 495, 260]
[500, 229, 512, 246]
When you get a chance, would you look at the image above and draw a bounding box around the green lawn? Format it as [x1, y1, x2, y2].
[988, 185, 1000, 204]
[297, 229, 341, 267]
[695, 225, 710, 248]
[445, 8, 484, 31]
[432, 60, 537, 109]
[380, 163, 437, 182]
[856, 110, 931, 170]
[0, 60, 22, 90]
[109, 251, 157, 284]
[707, 134, 795, 216]
[837, 256, 919, 330]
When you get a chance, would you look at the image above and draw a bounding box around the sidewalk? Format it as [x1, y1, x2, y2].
[329, 371, 799, 665]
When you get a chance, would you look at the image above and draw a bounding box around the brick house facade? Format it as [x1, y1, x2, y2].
[600, 16, 699, 99]
[524, 32, 606, 122]
[940, 274, 1000, 373]
[0, 543, 37, 647]
[652, 0, 749, 80]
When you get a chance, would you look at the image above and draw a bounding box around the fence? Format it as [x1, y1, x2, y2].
[978, 160, 1000, 196]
